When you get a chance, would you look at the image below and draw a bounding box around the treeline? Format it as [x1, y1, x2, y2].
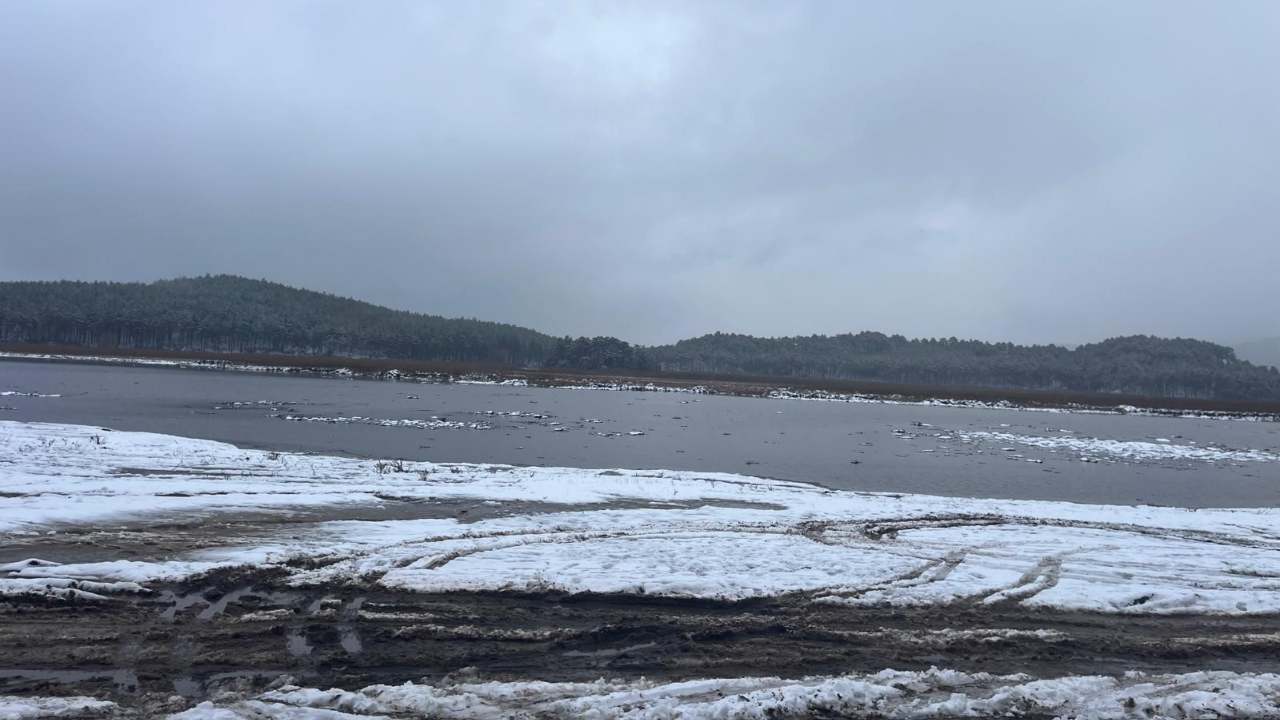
[0, 276, 557, 365]
[2, 276, 1277, 401]
[646, 332, 1280, 401]
[544, 335, 652, 370]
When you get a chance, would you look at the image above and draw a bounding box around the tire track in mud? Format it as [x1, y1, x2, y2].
[236, 510, 1280, 613]
[797, 550, 970, 604]
[791, 512, 1280, 608]
[852, 513, 1280, 550]
[317, 520, 846, 587]
[5, 569, 1280, 712]
[4, 508, 1278, 712]
[974, 554, 1064, 606]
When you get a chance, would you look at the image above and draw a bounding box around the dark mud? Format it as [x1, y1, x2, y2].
[3, 566, 1280, 714]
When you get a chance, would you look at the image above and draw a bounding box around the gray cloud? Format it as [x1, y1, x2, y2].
[2, 1, 1277, 345]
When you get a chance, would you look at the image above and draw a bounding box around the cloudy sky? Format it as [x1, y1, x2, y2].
[1, 2, 1277, 346]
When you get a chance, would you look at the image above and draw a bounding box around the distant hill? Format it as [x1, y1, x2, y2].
[2, 275, 1278, 402]
[645, 332, 1280, 402]
[0, 276, 557, 364]
[1234, 338, 1280, 371]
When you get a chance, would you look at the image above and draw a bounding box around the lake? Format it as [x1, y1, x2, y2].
[2, 358, 1277, 507]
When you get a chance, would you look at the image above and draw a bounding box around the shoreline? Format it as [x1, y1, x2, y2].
[4, 346, 1278, 422]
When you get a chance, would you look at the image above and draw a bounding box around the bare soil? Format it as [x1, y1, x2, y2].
[2, 543, 1280, 712]
[3, 501, 1280, 716]
[3, 565, 1280, 715]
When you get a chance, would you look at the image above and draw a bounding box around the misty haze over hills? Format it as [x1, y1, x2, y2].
[1234, 338, 1280, 372]
[1, 276, 1277, 402]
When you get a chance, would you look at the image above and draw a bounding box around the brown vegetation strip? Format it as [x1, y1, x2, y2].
[5, 342, 1280, 414]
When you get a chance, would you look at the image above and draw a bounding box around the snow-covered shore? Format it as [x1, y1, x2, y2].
[3, 421, 1278, 614]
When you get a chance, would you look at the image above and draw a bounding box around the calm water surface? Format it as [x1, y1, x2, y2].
[2, 359, 1277, 507]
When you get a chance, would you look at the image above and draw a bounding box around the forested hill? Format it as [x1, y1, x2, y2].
[2, 276, 1278, 402]
[0, 276, 557, 364]
[645, 332, 1280, 402]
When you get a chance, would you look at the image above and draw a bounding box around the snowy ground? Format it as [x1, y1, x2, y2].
[0, 695, 116, 719]
[4, 420, 1280, 717]
[3, 421, 1279, 613]
[164, 668, 1280, 719]
[8, 668, 1280, 718]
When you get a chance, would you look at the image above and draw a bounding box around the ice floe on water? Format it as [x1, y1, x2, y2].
[453, 377, 528, 387]
[962, 430, 1280, 464]
[472, 410, 552, 419]
[767, 388, 1280, 422]
[553, 381, 712, 394]
[166, 668, 1280, 719]
[213, 400, 302, 411]
[275, 414, 492, 430]
[2, 421, 1279, 615]
[271, 409, 634, 435]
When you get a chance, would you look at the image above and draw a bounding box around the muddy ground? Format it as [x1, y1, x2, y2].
[3, 504, 1280, 715]
[4, 559, 1280, 715]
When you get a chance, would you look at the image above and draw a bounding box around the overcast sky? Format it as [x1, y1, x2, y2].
[1, 2, 1277, 346]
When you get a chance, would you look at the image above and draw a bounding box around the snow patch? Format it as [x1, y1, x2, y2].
[164, 669, 1280, 719]
[0, 695, 116, 718]
[2, 421, 1279, 614]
